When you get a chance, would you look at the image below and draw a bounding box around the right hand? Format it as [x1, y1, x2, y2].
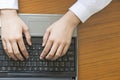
[1, 10, 31, 61]
[40, 11, 80, 60]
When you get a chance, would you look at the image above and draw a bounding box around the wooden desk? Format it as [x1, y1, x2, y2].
[19, 0, 120, 80]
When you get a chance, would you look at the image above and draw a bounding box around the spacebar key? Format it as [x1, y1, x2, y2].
[8, 72, 75, 77]
[7, 73, 54, 77]
[8, 73, 40, 77]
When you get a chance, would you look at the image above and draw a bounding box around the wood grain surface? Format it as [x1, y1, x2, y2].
[18, 0, 120, 80]
[18, 0, 76, 14]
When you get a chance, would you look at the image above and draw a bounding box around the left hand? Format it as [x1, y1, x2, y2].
[40, 11, 80, 60]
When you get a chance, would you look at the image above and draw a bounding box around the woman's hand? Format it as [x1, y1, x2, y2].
[1, 10, 31, 61]
[40, 11, 80, 60]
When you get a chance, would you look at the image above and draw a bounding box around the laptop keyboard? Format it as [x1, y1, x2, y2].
[0, 37, 77, 77]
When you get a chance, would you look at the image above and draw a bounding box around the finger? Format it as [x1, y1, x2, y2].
[6, 41, 17, 61]
[23, 25, 32, 46]
[61, 43, 70, 57]
[1, 39, 10, 57]
[46, 42, 59, 60]
[52, 44, 65, 60]
[17, 38, 29, 59]
[40, 39, 53, 59]
[11, 41, 24, 61]
[42, 29, 50, 46]
[5, 41, 13, 58]
[2, 39, 7, 50]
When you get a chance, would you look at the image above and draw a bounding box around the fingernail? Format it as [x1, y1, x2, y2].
[29, 42, 32, 46]
[30, 41, 32, 45]
[51, 59, 55, 61]
[9, 56, 11, 58]
[29, 42, 31, 45]
[14, 59, 17, 61]
[26, 56, 29, 59]
[45, 56, 48, 59]
[42, 40, 44, 46]
[21, 59, 24, 61]
[40, 56, 43, 60]
[46, 56, 51, 60]
[42, 42, 45, 46]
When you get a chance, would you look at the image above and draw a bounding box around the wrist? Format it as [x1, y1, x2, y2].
[1, 9, 17, 16]
[61, 10, 81, 28]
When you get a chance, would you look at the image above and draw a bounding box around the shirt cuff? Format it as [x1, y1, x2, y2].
[0, 0, 18, 9]
[69, 1, 90, 23]
[69, 0, 112, 23]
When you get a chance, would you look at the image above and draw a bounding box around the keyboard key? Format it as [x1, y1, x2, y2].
[0, 44, 3, 49]
[37, 62, 42, 66]
[49, 67, 54, 72]
[70, 67, 75, 71]
[36, 44, 42, 50]
[55, 67, 59, 71]
[68, 57, 74, 61]
[0, 50, 3, 55]
[60, 62, 65, 67]
[60, 68, 64, 71]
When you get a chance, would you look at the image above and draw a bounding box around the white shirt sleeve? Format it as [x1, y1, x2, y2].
[0, 0, 18, 9]
[69, 0, 112, 23]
